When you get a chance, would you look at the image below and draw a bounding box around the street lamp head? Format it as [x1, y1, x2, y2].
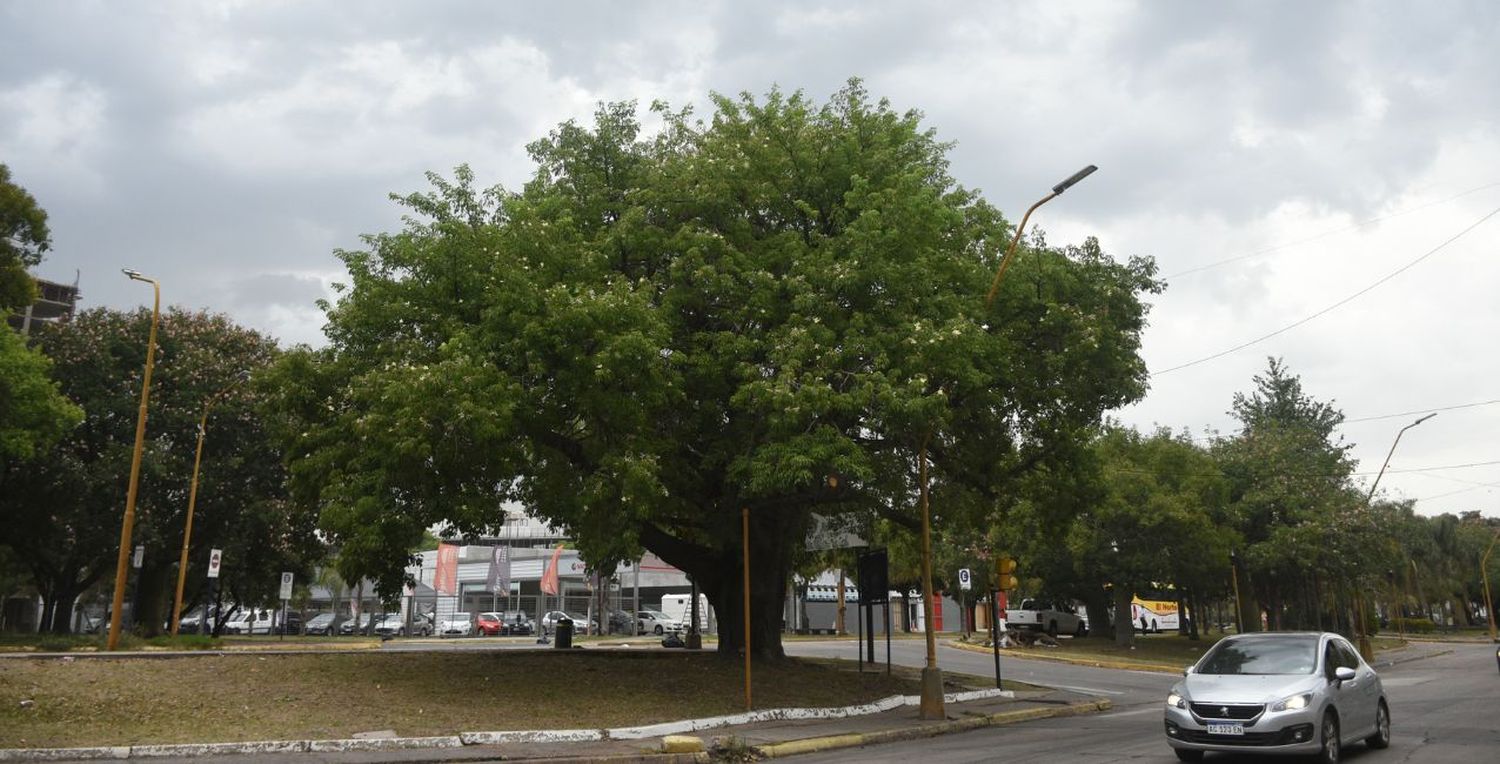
[1414, 412, 1437, 426]
[1051, 164, 1098, 195]
[121, 268, 142, 280]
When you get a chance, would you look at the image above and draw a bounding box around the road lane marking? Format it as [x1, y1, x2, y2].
[1050, 684, 1125, 696]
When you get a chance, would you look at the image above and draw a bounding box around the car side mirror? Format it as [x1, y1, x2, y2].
[1182, 665, 1194, 676]
[1334, 666, 1356, 682]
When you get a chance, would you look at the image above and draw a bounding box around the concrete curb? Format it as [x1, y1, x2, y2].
[754, 697, 1113, 758]
[0, 690, 1013, 761]
[1370, 647, 1453, 669]
[944, 639, 1182, 673]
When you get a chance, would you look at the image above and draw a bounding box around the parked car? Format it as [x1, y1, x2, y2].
[475, 611, 505, 636]
[373, 612, 433, 637]
[636, 609, 675, 635]
[274, 610, 303, 635]
[304, 612, 343, 636]
[1164, 631, 1389, 762]
[1005, 598, 1087, 638]
[439, 613, 475, 637]
[338, 613, 376, 636]
[541, 611, 587, 633]
[499, 611, 534, 636]
[603, 609, 635, 634]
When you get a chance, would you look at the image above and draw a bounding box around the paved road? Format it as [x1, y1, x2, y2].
[783, 639, 1498, 763]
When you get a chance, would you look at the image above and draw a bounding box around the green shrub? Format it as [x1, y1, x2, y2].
[1393, 617, 1436, 633]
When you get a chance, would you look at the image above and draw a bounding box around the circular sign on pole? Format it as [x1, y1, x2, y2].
[958, 568, 972, 591]
[207, 548, 223, 579]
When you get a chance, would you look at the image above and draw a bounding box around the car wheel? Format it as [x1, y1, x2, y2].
[1047, 621, 1058, 638]
[1172, 749, 1203, 762]
[1366, 701, 1391, 749]
[1319, 711, 1340, 764]
[654, 625, 664, 635]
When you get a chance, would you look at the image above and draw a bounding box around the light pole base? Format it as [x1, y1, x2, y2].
[919, 666, 946, 720]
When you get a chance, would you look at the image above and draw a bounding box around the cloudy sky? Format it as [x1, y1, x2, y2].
[4, 1, 1497, 519]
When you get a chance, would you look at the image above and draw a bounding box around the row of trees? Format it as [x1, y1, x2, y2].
[926, 359, 1499, 646]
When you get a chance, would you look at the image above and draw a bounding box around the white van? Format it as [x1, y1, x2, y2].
[660, 594, 712, 633]
[224, 607, 277, 635]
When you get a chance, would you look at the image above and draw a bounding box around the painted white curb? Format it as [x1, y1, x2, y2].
[466, 688, 1013, 743]
[0, 689, 1012, 758]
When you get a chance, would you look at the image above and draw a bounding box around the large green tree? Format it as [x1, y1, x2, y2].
[1213, 358, 1366, 632]
[0, 163, 51, 312]
[0, 308, 315, 633]
[280, 82, 1160, 657]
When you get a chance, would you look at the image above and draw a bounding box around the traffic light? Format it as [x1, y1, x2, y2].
[994, 557, 1018, 591]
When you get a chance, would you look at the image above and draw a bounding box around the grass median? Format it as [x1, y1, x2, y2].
[0, 649, 930, 748]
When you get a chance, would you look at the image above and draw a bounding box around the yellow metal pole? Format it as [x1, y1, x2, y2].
[1229, 556, 1243, 633]
[742, 507, 752, 711]
[107, 271, 160, 651]
[170, 377, 242, 638]
[1482, 529, 1499, 642]
[170, 408, 210, 637]
[984, 165, 1096, 309]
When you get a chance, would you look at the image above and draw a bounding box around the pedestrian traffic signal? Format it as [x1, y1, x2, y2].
[994, 557, 1018, 591]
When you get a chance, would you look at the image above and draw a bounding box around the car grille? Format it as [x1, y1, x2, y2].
[1189, 702, 1264, 722]
[1169, 722, 1314, 748]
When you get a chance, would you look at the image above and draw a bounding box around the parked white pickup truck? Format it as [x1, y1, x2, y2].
[1004, 598, 1087, 637]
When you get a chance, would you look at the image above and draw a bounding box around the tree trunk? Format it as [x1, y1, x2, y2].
[641, 508, 801, 661]
[1083, 588, 1111, 640]
[1113, 586, 1134, 647]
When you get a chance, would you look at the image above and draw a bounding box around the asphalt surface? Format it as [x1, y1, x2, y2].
[783, 639, 1496, 763]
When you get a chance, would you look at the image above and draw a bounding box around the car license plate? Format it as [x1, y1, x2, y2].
[1207, 722, 1244, 736]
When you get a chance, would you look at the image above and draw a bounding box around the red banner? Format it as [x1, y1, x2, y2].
[539, 544, 564, 596]
[435, 542, 459, 595]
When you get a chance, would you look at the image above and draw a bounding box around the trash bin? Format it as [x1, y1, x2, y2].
[554, 617, 573, 649]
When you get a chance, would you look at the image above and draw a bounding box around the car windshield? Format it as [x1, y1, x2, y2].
[1196, 635, 1319, 675]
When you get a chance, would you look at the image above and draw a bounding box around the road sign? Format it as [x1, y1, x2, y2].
[958, 568, 972, 591]
[279, 572, 294, 601]
[207, 548, 222, 578]
[132, 545, 144, 569]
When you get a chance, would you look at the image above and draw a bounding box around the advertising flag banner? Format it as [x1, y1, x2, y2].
[435, 542, 459, 595]
[539, 543, 564, 596]
[486, 546, 511, 595]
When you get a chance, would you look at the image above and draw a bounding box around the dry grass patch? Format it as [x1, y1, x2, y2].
[0, 650, 922, 748]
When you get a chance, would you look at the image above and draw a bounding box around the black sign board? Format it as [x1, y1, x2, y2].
[857, 549, 888, 604]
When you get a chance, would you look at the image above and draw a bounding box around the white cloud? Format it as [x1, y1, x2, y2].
[0, 73, 108, 192]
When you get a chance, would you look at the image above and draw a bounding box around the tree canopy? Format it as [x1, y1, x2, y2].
[0, 164, 51, 312]
[275, 81, 1161, 657]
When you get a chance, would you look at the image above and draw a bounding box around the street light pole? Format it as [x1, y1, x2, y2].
[170, 375, 246, 637]
[911, 164, 1092, 714]
[985, 165, 1097, 308]
[1482, 528, 1499, 643]
[107, 269, 160, 651]
[1357, 412, 1435, 659]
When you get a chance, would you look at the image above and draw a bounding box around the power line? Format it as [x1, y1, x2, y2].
[1339, 398, 1500, 425]
[1152, 202, 1500, 376]
[1163, 181, 1500, 280]
[1105, 458, 1500, 480]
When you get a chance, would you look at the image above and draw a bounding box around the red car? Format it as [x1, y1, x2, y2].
[475, 612, 505, 636]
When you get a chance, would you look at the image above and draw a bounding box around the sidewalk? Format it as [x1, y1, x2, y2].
[0, 689, 1110, 763]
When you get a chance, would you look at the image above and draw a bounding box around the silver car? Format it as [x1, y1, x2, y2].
[1164, 632, 1390, 763]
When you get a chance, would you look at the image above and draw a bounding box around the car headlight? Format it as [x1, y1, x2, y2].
[1166, 691, 1187, 709]
[1272, 693, 1312, 712]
